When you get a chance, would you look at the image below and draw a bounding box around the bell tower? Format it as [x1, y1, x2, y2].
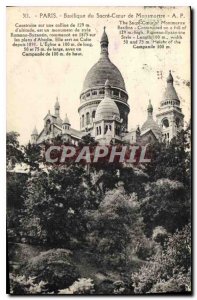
[156, 71, 184, 142]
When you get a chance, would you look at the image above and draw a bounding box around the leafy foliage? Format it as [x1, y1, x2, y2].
[22, 165, 98, 246]
[7, 132, 24, 169]
[140, 179, 190, 235]
[132, 224, 191, 294]
[146, 130, 191, 184]
[7, 172, 28, 209]
[7, 127, 191, 295]
[22, 249, 79, 293]
[87, 183, 144, 267]
[58, 278, 95, 294]
[23, 142, 42, 171]
[9, 274, 48, 295]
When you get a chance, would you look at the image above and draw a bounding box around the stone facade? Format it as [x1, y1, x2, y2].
[31, 29, 184, 146]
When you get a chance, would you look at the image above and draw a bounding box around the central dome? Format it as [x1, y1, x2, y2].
[78, 28, 130, 131]
[83, 57, 126, 91]
[82, 27, 126, 92]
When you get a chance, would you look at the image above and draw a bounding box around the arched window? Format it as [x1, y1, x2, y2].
[162, 118, 169, 128]
[115, 127, 120, 135]
[92, 111, 96, 119]
[113, 89, 119, 96]
[82, 115, 84, 128]
[86, 112, 90, 125]
[105, 125, 108, 134]
[99, 126, 101, 135]
[176, 118, 180, 128]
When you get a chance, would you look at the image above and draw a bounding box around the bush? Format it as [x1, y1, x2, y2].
[22, 166, 98, 246]
[9, 274, 48, 295]
[113, 280, 126, 294]
[150, 269, 191, 293]
[140, 179, 190, 235]
[21, 249, 79, 292]
[58, 278, 95, 294]
[131, 224, 191, 294]
[87, 186, 144, 268]
[135, 235, 157, 261]
[152, 226, 168, 246]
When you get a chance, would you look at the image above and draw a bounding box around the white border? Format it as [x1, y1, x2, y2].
[1, 0, 195, 299]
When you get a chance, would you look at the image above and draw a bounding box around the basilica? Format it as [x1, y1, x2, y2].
[31, 28, 184, 146]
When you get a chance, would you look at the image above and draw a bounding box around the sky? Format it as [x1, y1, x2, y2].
[7, 6, 191, 144]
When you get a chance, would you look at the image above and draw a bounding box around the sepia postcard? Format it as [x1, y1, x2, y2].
[7, 6, 191, 295]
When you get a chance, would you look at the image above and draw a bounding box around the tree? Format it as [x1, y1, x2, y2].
[119, 166, 149, 196]
[132, 224, 191, 294]
[145, 129, 191, 187]
[140, 179, 190, 235]
[7, 132, 24, 169]
[22, 165, 98, 246]
[7, 172, 28, 209]
[23, 142, 42, 171]
[21, 249, 79, 293]
[87, 183, 144, 268]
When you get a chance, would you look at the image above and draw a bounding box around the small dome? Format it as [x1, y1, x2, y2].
[163, 71, 179, 101]
[63, 114, 70, 125]
[141, 119, 161, 137]
[95, 82, 120, 121]
[31, 126, 38, 135]
[95, 98, 120, 121]
[141, 101, 161, 138]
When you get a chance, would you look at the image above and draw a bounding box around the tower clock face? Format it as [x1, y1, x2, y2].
[162, 118, 169, 128]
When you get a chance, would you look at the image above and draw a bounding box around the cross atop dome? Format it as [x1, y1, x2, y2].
[100, 27, 109, 57]
[63, 113, 70, 125]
